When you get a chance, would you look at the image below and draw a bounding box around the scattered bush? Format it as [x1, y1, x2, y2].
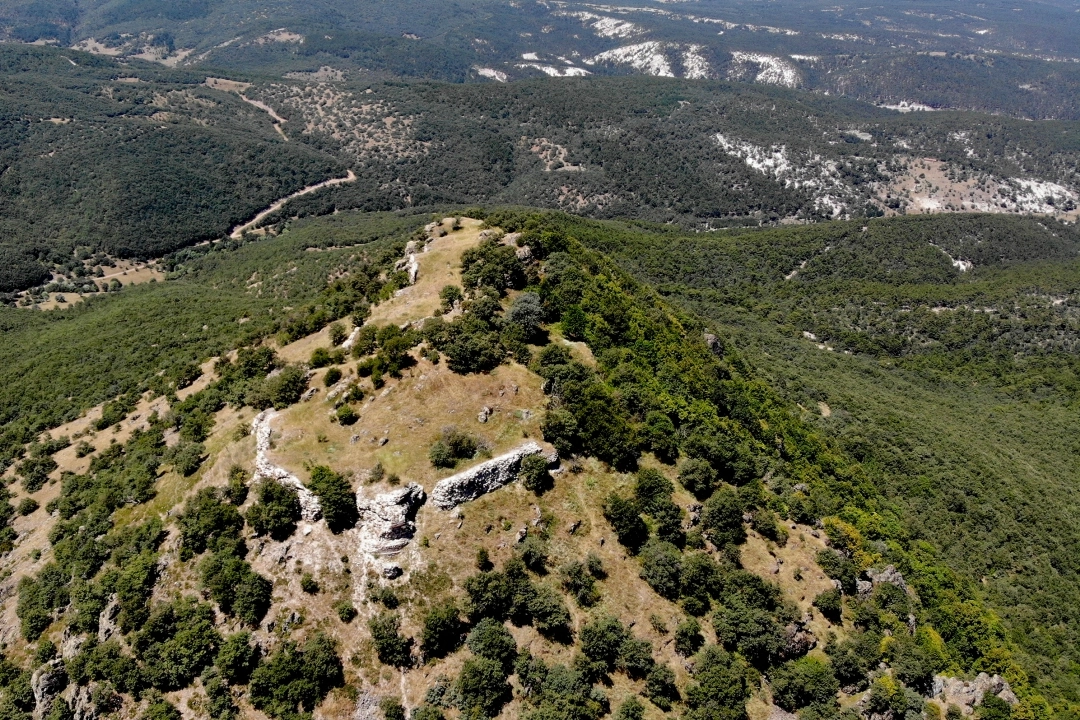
[466, 618, 518, 672]
[369, 613, 413, 668]
[336, 601, 358, 623]
[429, 427, 480, 468]
[246, 481, 301, 541]
[324, 367, 343, 387]
[422, 601, 465, 660]
[300, 573, 319, 594]
[336, 404, 358, 425]
[307, 466, 358, 533]
[16, 498, 38, 516]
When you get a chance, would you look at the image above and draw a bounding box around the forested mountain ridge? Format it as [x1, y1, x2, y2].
[3, 0, 1080, 119]
[0, 45, 344, 295]
[0, 209, 1072, 720]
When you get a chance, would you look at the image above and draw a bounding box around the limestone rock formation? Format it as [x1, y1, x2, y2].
[252, 411, 322, 522]
[933, 673, 1018, 714]
[357, 483, 427, 555]
[429, 442, 553, 510]
[31, 659, 66, 720]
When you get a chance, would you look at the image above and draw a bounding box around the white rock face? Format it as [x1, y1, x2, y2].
[430, 442, 552, 510]
[589, 42, 675, 77]
[252, 411, 322, 521]
[356, 483, 427, 556]
[729, 51, 800, 88]
[931, 673, 1018, 714]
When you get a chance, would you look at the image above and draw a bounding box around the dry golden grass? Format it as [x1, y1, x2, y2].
[367, 217, 485, 328]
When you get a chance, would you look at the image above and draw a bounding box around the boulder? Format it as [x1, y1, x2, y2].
[430, 442, 554, 510]
[60, 627, 85, 660]
[779, 619, 817, 659]
[357, 483, 427, 556]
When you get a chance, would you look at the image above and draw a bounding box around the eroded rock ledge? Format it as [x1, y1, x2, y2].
[430, 441, 553, 510]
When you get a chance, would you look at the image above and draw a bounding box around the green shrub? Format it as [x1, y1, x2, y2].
[675, 617, 705, 657]
[602, 494, 648, 553]
[336, 601, 358, 623]
[369, 613, 413, 668]
[246, 481, 301, 541]
[328, 323, 348, 347]
[201, 551, 272, 626]
[300, 573, 319, 594]
[455, 657, 510, 718]
[324, 367, 343, 387]
[466, 618, 518, 672]
[307, 466, 358, 533]
[16, 498, 38, 516]
[561, 561, 600, 607]
[132, 597, 221, 691]
[639, 540, 683, 600]
[177, 488, 244, 556]
[517, 536, 548, 573]
[223, 465, 249, 506]
[615, 696, 644, 720]
[683, 645, 749, 720]
[249, 633, 343, 720]
[216, 631, 260, 686]
[429, 427, 479, 468]
[646, 664, 679, 710]
[421, 601, 465, 660]
[814, 589, 843, 623]
[580, 615, 630, 671]
[702, 488, 746, 548]
[519, 454, 552, 495]
[770, 657, 840, 712]
[336, 404, 358, 426]
[379, 698, 405, 720]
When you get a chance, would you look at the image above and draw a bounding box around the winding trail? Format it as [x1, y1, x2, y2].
[229, 170, 357, 238]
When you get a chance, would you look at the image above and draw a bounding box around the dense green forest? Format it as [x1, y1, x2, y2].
[501, 209, 1080, 712]
[0, 45, 343, 292]
[2, 45, 1078, 297]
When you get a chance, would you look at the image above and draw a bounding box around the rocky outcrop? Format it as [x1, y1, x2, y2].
[97, 596, 119, 642]
[60, 627, 85, 660]
[867, 565, 908, 592]
[779, 616, 817, 659]
[395, 240, 421, 285]
[252, 411, 321, 522]
[71, 685, 95, 720]
[31, 660, 67, 720]
[430, 442, 553, 510]
[353, 694, 381, 720]
[357, 483, 427, 556]
[858, 565, 908, 597]
[933, 674, 1018, 714]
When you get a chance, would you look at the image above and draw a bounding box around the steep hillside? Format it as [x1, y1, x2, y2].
[0, 210, 1055, 720]
[525, 209, 1080, 714]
